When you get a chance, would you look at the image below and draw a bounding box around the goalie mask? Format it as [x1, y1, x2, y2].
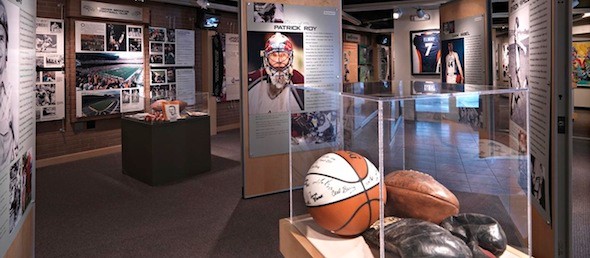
[263, 32, 294, 90]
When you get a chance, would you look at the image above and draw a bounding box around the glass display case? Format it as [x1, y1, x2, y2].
[281, 81, 530, 257]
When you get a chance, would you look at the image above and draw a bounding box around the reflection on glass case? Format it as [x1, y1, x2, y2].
[282, 81, 530, 257]
[185, 92, 210, 116]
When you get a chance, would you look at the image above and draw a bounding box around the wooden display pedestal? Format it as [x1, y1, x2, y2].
[279, 214, 530, 258]
[121, 116, 211, 186]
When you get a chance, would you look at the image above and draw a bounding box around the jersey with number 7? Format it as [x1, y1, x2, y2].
[413, 33, 441, 73]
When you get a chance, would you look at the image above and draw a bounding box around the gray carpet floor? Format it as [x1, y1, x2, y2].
[35, 127, 590, 257]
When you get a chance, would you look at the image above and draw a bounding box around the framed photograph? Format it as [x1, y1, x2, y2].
[573, 41, 590, 86]
[163, 102, 180, 122]
[410, 29, 441, 75]
[358, 45, 372, 65]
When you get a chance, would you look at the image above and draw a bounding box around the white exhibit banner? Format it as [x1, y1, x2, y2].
[35, 18, 64, 69]
[176, 68, 196, 105]
[0, 0, 36, 256]
[81, 1, 143, 22]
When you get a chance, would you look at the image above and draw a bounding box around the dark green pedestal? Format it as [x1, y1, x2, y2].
[121, 116, 211, 186]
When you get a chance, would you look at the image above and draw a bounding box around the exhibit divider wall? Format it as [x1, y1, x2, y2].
[240, 0, 342, 198]
[504, 0, 562, 257]
[0, 0, 37, 256]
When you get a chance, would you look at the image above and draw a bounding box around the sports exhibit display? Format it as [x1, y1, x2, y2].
[384, 170, 459, 224]
[283, 82, 531, 257]
[441, 16, 486, 84]
[149, 27, 196, 106]
[74, 21, 145, 118]
[303, 151, 382, 236]
[0, 0, 36, 255]
[410, 29, 441, 75]
[245, 2, 341, 157]
[35, 18, 64, 69]
[35, 71, 65, 122]
[508, 0, 552, 223]
[35, 18, 65, 122]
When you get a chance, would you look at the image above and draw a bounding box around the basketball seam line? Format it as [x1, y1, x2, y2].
[306, 172, 362, 184]
[334, 152, 368, 181]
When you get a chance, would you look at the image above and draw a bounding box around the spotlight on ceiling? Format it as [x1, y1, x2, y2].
[392, 8, 403, 20]
[416, 8, 425, 18]
[196, 0, 209, 9]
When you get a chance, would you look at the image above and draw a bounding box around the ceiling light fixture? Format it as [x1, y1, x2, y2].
[392, 8, 402, 20]
[416, 8, 425, 18]
[196, 0, 209, 9]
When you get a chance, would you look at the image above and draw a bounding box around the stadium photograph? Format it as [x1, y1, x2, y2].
[81, 90, 121, 117]
[76, 53, 144, 91]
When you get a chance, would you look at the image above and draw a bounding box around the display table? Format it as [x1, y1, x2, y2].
[279, 214, 531, 258]
[121, 115, 211, 186]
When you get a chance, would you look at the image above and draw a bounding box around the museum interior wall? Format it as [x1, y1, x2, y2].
[35, 0, 240, 161]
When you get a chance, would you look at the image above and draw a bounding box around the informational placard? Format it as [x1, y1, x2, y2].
[441, 15, 486, 84]
[150, 67, 195, 105]
[74, 21, 145, 118]
[81, 1, 143, 22]
[246, 2, 341, 157]
[0, 0, 36, 256]
[35, 71, 65, 121]
[510, 0, 551, 222]
[149, 27, 194, 67]
[35, 18, 64, 69]
[223, 33, 240, 101]
[343, 42, 358, 83]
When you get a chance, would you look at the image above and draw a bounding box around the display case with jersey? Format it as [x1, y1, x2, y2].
[280, 81, 531, 258]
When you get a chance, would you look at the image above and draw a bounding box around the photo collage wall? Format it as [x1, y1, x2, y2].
[149, 27, 196, 106]
[74, 21, 145, 118]
[35, 18, 65, 122]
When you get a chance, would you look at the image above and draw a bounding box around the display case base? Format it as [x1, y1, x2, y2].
[279, 214, 530, 258]
[121, 116, 211, 186]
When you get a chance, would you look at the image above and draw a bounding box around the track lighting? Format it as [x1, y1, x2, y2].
[416, 8, 425, 18]
[393, 8, 402, 20]
[196, 0, 209, 9]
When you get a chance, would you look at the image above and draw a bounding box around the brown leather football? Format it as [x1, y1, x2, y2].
[384, 170, 459, 224]
[151, 100, 188, 112]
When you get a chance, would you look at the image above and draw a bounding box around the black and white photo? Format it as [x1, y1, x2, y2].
[36, 34, 57, 53]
